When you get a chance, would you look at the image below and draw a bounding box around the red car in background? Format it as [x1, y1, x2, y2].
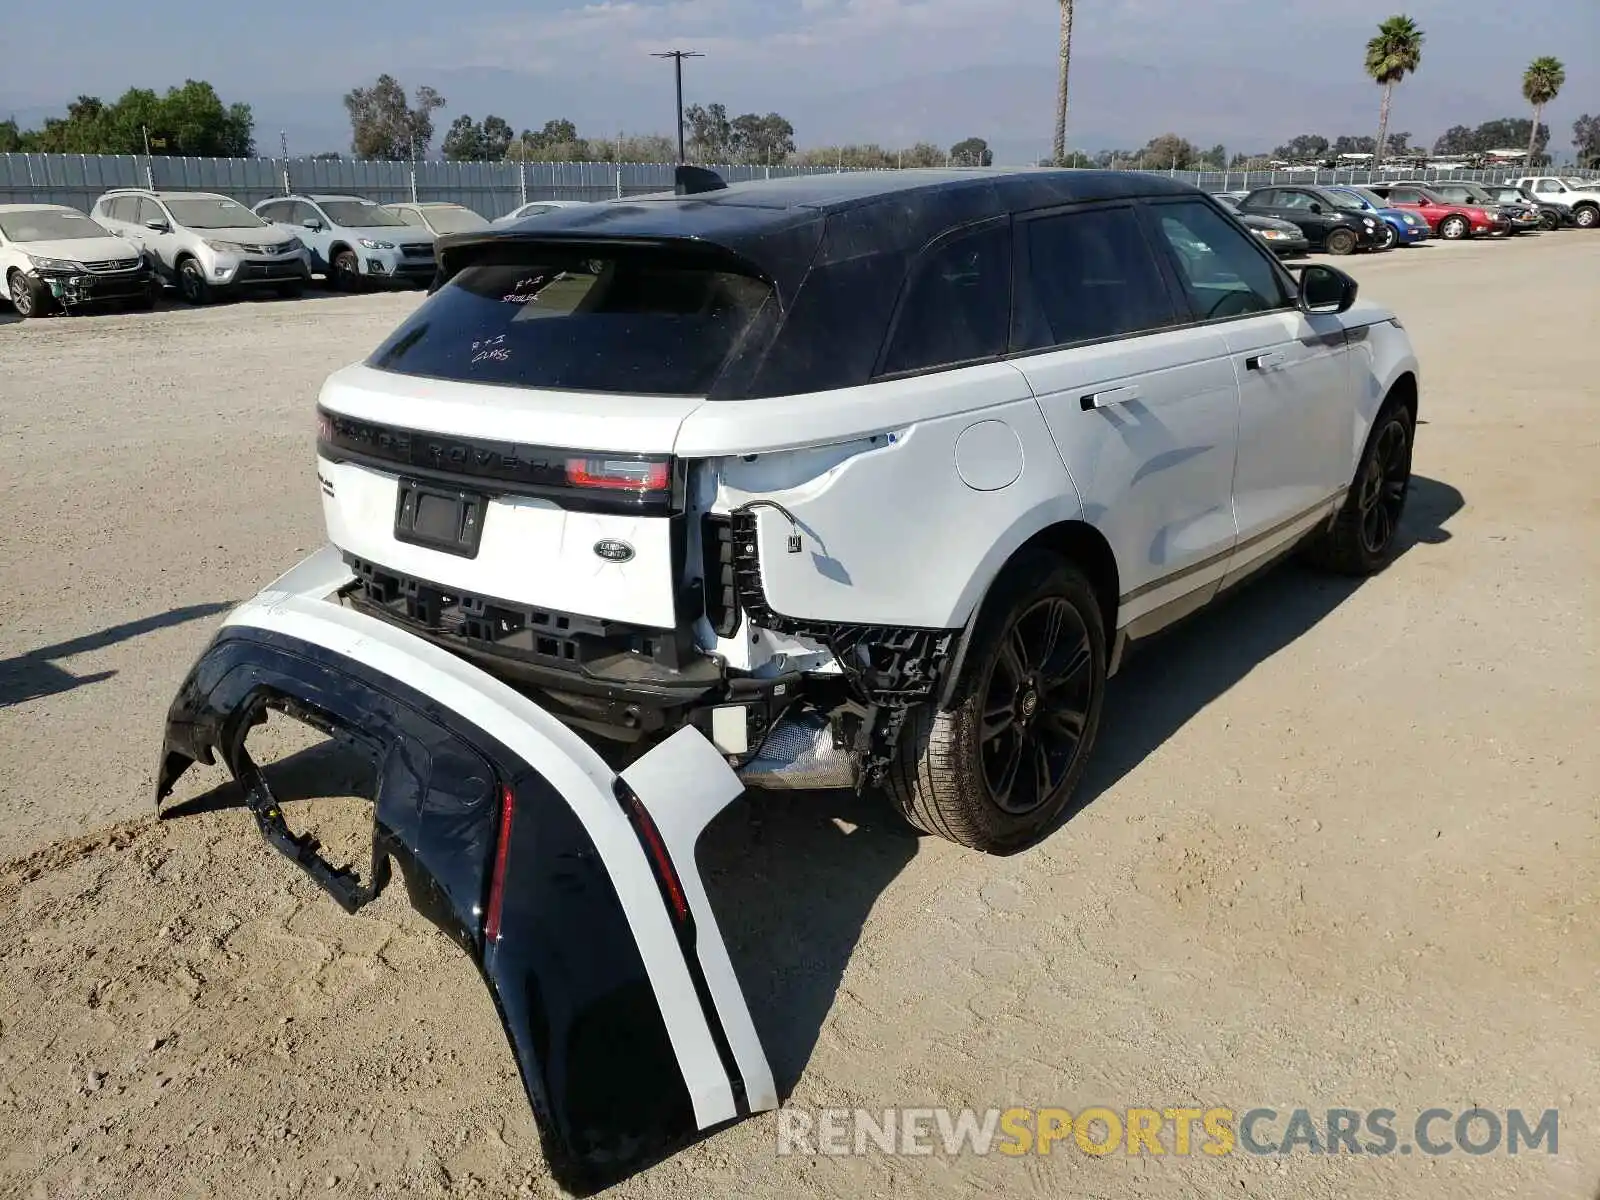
[1369, 182, 1509, 240]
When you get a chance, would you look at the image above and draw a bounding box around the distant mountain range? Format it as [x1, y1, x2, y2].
[3, 55, 1567, 164]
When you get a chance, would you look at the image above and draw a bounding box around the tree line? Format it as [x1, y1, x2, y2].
[0, 82, 254, 156]
[3, 67, 1596, 171]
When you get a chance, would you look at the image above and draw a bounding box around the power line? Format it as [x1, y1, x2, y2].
[652, 49, 705, 164]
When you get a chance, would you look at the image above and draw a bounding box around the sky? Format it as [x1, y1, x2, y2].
[3, 0, 1596, 162]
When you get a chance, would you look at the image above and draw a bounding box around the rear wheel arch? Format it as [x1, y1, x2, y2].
[939, 520, 1119, 708]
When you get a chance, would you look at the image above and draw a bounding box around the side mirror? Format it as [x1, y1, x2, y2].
[302, 219, 323, 231]
[1295, 263, 1358, 315]
[1307, 202, 1324, 214]
[144, 218, 169, 232]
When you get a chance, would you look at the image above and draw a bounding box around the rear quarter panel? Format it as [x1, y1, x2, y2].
[695, 366, 1081, 629]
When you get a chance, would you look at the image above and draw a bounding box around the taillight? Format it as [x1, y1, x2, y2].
[616, 780, 690, 924]
[484, 782, 516, 943]
[565, 456, 670, 494]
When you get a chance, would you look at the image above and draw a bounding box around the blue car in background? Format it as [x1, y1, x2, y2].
[1326, 186, 1430, 248]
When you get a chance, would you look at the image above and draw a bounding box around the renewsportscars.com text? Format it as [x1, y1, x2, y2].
[776, 1106, 1559, 1158]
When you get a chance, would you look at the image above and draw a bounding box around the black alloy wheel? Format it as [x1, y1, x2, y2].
[1357, 417, 1412, 557]
[978, 597, 1096, 816]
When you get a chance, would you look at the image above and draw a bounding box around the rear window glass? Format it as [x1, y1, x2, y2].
[368, 253, 773, 396]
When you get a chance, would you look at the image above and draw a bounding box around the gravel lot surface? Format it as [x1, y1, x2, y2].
[1, 236, 1596, 1199]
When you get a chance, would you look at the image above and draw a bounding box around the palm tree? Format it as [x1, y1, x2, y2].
[1365, 15, 1424, 168]
[1051, 0, 1075, 165]
[1521, 56, 1565, 169]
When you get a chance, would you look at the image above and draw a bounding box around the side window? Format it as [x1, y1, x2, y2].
[134, 197, 166, 226]
[878, 222, 1011, 375]
[286, 201, 316, 225]
[394, 208, 423, 226]
[257, 201, 286, 222]
[1394, 189, 1423, 205]
[1278, 191, 1315, 209]
[1149, 200, 1290, 321]
[1013, 206, 1176, 351]
[1534, 179, 1563, 194]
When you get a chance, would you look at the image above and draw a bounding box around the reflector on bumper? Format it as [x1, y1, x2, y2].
[155, 547, 774, 1194]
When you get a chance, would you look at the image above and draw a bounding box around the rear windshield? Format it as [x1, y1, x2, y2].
[368, 251, 773, 396]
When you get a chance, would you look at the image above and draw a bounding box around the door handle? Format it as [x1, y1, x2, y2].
[1080, 385, 1141, 411]
[1246, 352, 1285, 372]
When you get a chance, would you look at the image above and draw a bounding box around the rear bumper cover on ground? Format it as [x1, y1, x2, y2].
[155, 547, 775, 1194]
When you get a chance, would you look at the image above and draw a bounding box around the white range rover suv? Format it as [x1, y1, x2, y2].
[302, 168, 1419, 853]
[157, 167, 1420, 1186]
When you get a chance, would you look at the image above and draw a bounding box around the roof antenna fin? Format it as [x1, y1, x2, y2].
[676, 165, 728, 196]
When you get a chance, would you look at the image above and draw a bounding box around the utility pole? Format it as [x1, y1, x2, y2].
[651, 49, 704, 164]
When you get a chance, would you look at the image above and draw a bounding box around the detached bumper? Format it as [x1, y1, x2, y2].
[155, 547, 775, 1194]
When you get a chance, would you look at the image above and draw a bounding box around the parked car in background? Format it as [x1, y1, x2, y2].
[492, 199, 592, 226]
[1, 203, 153, 318]
[1424, 181, 1541, 234]
[1323, 186, 1431, 249]
[1509, 176, 1600, 229]
[91, 189, 311, 304]
[381, 202, 493, 238]
[1237, 185, 1389, 254]
[253, 194, 437, 289]
[1366, 183, 1504, 240]
[1480, 183, 1567, 230]
[1212, 194, 1311, 256]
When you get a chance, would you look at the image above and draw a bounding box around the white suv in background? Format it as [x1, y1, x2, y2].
[1511, 176, 1600, 228]
[91, 189, 312, 303]
[254, 193, 437, 290]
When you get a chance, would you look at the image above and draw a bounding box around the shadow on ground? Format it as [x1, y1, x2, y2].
[0, 602, 232, 708]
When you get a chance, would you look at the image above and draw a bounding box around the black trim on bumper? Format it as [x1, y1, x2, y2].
[155, 626, 711, 1194]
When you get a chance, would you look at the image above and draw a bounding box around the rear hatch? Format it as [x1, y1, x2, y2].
[316, 242, 776, 632]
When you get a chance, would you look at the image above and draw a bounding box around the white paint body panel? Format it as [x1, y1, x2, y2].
[1010, 324, 1240, 621]
[317, 304, 1418, 647]
[319, 457, 681, 629]
[227, 547, 773, 1130]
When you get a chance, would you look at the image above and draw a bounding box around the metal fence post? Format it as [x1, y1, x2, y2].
[519, 160, 527, 205]
[409, 166, 418, 203]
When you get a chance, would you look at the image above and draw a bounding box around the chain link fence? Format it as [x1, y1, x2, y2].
[2, 153, 1595, 218]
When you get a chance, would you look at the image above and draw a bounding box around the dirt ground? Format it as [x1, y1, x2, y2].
[1, 236, 1597, 1200]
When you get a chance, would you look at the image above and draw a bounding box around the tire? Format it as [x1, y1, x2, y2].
[1304, 402, 1415, 576]
[331, 249, 362, 291]
[1438, 215, 1469, 240]
[1377, 222, 1399, 251]
[177, 257, 211, 305]
[7, 269, 50, 318]
[885, 551, 1107, 854]
[1324, 228, 1358, 256]
[1574, 205, 1599, 229]
[1540, 210, 1561, 232]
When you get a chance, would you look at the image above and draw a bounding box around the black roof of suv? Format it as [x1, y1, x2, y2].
[408, 169, 1215, 401]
